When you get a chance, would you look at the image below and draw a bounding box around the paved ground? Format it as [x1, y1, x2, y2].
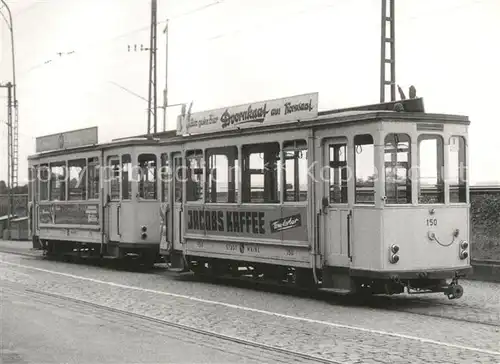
[1, 283, 269, 364]
[1, 247, 500, 364]
[0, 240, 37, 256]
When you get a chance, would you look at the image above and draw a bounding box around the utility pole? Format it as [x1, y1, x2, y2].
[1, 0, 19, 191]
[147, 0, 158, 135]
[1, 82, 13, 239]
[162, 19, 169, 132]
[380, 0, 396, 103]
[0, 0, 19, 188]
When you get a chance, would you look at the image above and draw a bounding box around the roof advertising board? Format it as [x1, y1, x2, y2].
[35, 126, 98, 153]
[177, 92, 318, 136]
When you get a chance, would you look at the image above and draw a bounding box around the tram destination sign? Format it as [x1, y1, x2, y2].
[177, 92, 318, 136]
[36, 126, 98, 153]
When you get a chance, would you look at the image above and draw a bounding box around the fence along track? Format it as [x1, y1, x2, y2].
[0, 193, 28, 216]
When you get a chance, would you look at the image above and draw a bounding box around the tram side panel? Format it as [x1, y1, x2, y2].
[382, 206, 470, 272]
[134, 201, 161, 246]
[350, 208, 383, 271]
[37, 201, 102, 246]
[183, 204, 310, 268]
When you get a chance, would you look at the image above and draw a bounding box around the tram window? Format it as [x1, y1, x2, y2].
[206, 147, 238, 203]
[186, 150, 203, 202]
[29, 165, 39, 201]
[121, 154, 132, 200]
[354, 134, 375, 204]
[329, 143, 348, 204]
[449, 136, 467, 203]
[28, 166, 35, 202]
[39, 164, 49, 201]
[68, 159, 87, 201]
[108, 157, 120, 201]
[242, 142, 280, 204]
[160, 153, 170, 203]
[138, 154, 157, 200]
[87, 157, 100, 200]
[418, 135, 444, 204]
[49, 162, 66, 201]
[173, 155, 183, 202]
[384, 133, 411, 204]
[283, 140, 308, 202]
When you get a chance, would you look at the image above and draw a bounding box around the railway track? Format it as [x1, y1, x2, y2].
[2, 247, 499, 328]
[21, 287, 340, 364]
[367, 295, 500, 328]
[184, 271, 500, 328]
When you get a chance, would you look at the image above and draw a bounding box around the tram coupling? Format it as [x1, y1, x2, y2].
[443, 277, 464, 300]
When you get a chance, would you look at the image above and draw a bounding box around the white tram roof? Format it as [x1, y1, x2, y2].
[28, 96, 469, 161]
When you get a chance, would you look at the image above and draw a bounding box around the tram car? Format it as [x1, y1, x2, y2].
[27, 128, 164, 266]
[27, 92, 472, 299]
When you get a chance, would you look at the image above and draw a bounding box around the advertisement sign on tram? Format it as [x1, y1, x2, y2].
[177, 92, 319, 136]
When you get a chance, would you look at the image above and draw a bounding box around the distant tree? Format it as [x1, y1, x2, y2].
[0, 182, 28, 194]
[13, 184, 28, 194]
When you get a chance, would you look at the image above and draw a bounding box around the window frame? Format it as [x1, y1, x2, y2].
[87, 156, 100, 201]
[354, 134, 376, 205]
[49, 161, 67, 202]
[67, 158, 87, 201]
[417, 134, 445, 205]
[383, 133, 412, 205]
[39, 164, 49, 201]
[241, 142, 281, 204]
[327, 141, 349, 205]
[121, 154, 132, 201]
[448, 135, 467, 204]
[137, 153, 158, 201]
[185, 149, 204, 203]
[205, 146, 239, 204]
[107, 155, 121, 202]
[160, 153, 170, 203]
[282, 139, 308, 204]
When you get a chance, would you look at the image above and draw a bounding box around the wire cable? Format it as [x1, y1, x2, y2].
[15, 0, 224, 79]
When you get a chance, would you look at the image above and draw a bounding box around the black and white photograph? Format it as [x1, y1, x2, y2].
[1, 0, 499, 363]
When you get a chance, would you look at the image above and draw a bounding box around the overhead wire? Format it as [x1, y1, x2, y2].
[15, 0, 224, 80]
[12, 0, 490, 80]
[10, 0, 488, 105]
[14, 0, 340, 102]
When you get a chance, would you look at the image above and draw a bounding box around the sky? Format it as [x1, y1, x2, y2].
[1, 0, 499, 186]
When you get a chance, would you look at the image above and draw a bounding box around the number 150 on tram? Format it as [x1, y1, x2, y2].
[27, 93, 471, 299]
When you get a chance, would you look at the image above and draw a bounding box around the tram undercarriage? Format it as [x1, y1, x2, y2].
[171, 252, 468, 300]
[35, 238, 161, 267]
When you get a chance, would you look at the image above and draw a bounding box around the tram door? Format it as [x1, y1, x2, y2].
[159, 153, 170, 253]
[105, 156, 121, 242]
[322, 138, 351, 267]
[171, 153, 183, 251]
[29, 165, 40, 247]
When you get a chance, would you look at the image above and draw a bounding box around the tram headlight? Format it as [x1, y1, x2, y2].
[389, 244, 400, 264]
[459, 240, 469, 260]
[141, 225, 148, 239]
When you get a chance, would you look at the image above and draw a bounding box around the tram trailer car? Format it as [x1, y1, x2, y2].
[159, 93, 471, 299]
[27, 129, 166, 266]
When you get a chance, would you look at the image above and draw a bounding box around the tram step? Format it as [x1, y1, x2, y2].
[168, 267, 190, 273]
[101, 255, 121, 260]
[318, 288, 351, 295]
